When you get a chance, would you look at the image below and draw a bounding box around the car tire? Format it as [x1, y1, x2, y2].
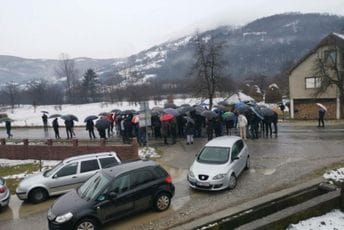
[228, 173, 237, 190]
[29, 188, 48, 203]
[75, 218, 99, 230]
[154, 193, 171, 212]
[245, 156, 251, 170]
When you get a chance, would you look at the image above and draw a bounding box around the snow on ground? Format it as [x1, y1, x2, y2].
[0, 158, 60, 179]
[323, 168, 344, 183]
[138, 147, 160, 159]
[287, 209, 344, 230]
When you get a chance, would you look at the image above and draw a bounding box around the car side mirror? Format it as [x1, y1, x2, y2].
[232, 156, 239, 161]
[53, 174, 58, 179]
[108, 191, 117, 200]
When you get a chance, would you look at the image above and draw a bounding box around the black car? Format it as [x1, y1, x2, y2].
[47, 160, 175, 230]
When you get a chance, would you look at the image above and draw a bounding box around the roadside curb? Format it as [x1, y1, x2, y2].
[172, 177, 324, 230]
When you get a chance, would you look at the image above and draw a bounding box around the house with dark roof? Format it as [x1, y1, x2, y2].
[288, 32, 344, 120]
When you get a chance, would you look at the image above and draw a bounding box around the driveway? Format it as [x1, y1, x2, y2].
[0, 122, 344, 229]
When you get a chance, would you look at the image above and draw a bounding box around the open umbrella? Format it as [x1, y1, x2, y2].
[61, 114, 78, 122]
[160, 113, 175, 122]
[194, 105, 205, 115]
[164, 102, 177, 109]
[0, 117, 14, 123]
[222, 111, 235, 121]
[41, 111, 49, 114]
[250, 107, 264, 120]
[48, 114, 61, 119]
[84, 115, 98, 122]
[259, 107, 275, 117]
[98, 112, 110, 116]
[201, 110, 218, 119]
[178, 106, 195, 114]
[163, 108, 179, 116]
[95, 118, 110, 130]
[110, 109, 121, 114]
[184, 116, 195, 124]
[131, 115, 140, 124]
[316, 103, 327, 112]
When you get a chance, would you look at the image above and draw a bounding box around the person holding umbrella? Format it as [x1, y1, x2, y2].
[52, 118, 60, 139]
[5, 120, 12, 139]
[318, 108, 326, 127]
[86, 120, 96, 139]
[184, 117, 195, 145]
[238, 112, 248, 140]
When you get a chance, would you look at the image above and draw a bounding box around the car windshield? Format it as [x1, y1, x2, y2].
[43, 162, 63, 177]
[78, 172, 110, 201]
[197, 147, 230, 164]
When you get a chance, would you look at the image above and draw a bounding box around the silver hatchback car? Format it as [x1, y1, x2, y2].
[188, 136, 250, 191]
[16, 152, 121, 203]
[0, 177, 10, 209]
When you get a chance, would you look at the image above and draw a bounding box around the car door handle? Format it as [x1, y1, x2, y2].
[72, 176, 78, 178]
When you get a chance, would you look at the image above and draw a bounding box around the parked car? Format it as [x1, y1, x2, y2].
[0, 177, 10, 209]
[188, 136, 250, 191]
[16, 152, 121, 203]
[47, 160, 175, 230]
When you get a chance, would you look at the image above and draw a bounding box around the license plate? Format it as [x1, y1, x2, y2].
[197, 182, 210, 187]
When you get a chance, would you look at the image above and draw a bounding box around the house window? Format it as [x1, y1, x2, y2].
[305, 77, 321, 89]
[324, 50, 336, 66]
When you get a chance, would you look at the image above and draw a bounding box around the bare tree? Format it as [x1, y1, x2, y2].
[312, 37, 344, 118]
[55, 53, 79, 103]
[191, 33, 225, 109]
[2, 81, 19, 112]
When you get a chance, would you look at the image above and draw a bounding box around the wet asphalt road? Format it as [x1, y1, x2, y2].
[0, 124, 344, 229]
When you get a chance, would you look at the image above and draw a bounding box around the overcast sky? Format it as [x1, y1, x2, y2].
[0, 0, 343, 59]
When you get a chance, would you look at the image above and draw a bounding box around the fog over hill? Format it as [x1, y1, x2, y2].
[0, 13, 343, 85]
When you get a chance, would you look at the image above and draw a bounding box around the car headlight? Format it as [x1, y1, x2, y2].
[188, 171, 195, 178]
[55, 212, 73, 223]
[213, 174, 226, 180]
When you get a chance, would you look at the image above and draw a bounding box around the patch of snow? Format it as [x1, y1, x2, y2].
[269, 83, 279, 89]
[202, 35, 211, 43]
[243, 32, 267, 38]
[333, 33, 344, 40]
[139, 147, 160, 159]
[224, 92, 255, 104]
[287, 209, 344, 230]
[173, 36, 192, 47]
[323, 168, 344, 183]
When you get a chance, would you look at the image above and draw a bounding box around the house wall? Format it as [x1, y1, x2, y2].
[0, 139, 139, 161]
[293, 99, 336, 120]
[289, 47, 338, 99]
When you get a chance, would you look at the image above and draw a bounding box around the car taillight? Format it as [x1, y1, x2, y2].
[164, 175, 172, 184]
[0, 186, 6, 193]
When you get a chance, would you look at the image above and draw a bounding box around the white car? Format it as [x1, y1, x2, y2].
[16, 152, 121, 203]
[188, 136, 250, 191]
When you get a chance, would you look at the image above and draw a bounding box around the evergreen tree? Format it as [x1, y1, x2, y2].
[82, 69, 99, 102]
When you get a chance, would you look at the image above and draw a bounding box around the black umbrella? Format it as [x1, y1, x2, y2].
[164, 102, 177, 109]
[201, 110, 218, 119]
[48, 114, 61, 119]
[95, 118, 110, 130]
[163, 108, 180, 116]
[41, 110, 49, 114]
[259, 107, 274, 117]
[61, 114, 78, 122]
[0, 117, 14, 123]
[194, 105, 205, 115]
[84, 115, 98, 122]
[98, 112, 110, 116]
[184, 116, 195, 124]
[110, 109, 121, 114]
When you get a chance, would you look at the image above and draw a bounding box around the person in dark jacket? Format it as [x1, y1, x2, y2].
[52, 118, 60, 139]
[318, 108, 326, 127]
[42, 113, 48, 129]
[206, 118, 214, 141]
[86, 120, 96, 139]
[5, 120, 12, 138]
[185, 119, 195, 145]
[65, 120, 73, 139]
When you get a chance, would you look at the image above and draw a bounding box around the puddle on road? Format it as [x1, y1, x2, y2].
[252, 168, 276, 175]
[0, 195, 53, 222]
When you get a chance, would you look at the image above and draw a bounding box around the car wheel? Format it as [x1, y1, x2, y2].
[228, 174, 237, 190]
[154, 193, 171, 212]
[75, 218, 99, 230]
[245, 156, 251, 170]
[29, 188, 48, 203]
